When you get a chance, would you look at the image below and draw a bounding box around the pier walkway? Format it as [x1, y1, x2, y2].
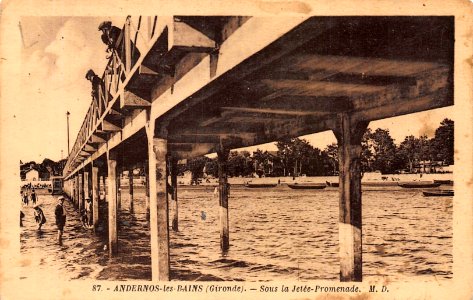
[62, 16, 453, 281]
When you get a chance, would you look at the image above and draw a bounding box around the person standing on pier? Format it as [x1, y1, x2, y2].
[98, 21, 122, 55]
[55, 196, 67, 245]
[85, 69, 102, 105]
[33, 206, 46, 231]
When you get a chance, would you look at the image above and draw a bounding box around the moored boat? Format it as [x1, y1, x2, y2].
[433, 179, 454, 186]
[361, 181, 399, 187]
[398, 181, 441, 188]
[245, 183, 277, 188]
[288, 183, 326, 190]
[422, 189, 454, 197]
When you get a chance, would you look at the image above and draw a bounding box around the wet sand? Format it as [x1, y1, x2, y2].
[20, 185, 452, 281]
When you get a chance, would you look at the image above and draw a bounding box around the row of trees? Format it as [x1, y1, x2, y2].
[181, 119, 454, 181]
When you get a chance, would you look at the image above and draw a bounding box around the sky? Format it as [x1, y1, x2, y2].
[17, 16, 453, 163]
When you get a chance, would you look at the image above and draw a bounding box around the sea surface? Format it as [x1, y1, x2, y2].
[20, 184, 452, 281]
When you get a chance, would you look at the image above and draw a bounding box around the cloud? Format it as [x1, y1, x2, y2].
[19, 17, 109, 162]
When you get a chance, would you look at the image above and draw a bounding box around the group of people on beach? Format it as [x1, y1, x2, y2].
[21, 185, 37, 206]
[20, 193, 67, 245]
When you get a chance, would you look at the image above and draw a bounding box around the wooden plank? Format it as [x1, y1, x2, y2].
[90, 134, 106, 144]
[92, 166, 99, 232]
[332, 113, 369, 282]
[107, 151, 118, 256]
[139, 64, 159, 75]
[172, 19, 215, 52]
[278, 54, 444, 79]
[84, 144, 96, 153]
[221, 106, 328, 117]
[260, 79, 386, 98]
[217, 149, 230, 252]
[102, 120, 121, 132]
[168, 133, 257, 144]
[120, 90, 151, 109]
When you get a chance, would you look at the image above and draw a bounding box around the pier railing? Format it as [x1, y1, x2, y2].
[64, 16, 158, 176]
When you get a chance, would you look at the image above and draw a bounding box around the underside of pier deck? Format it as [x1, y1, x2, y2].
[63, 16, 453, 282]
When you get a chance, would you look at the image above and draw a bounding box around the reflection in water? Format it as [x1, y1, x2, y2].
[20, 185, 452, 281]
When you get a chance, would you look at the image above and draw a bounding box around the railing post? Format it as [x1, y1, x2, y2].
[125, 16, 132, 73]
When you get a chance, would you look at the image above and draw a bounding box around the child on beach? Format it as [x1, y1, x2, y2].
[31, 189, 37, 206]
[20, 210, 25, 227]
[33, 206, 46, 231]
[55, 196, 66, 245]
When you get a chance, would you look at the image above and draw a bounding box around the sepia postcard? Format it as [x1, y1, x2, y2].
[1, 0, 472, 299]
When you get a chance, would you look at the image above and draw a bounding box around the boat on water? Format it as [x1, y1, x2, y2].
[245, 183, 277, 188]
[326, 181, 339, 187]
[398, 181, 441, 188]
[422, 189, 454, 197]
[433, 179, 454, 186]
[288, 183, 326, 190]
[361, 181, 399, 187]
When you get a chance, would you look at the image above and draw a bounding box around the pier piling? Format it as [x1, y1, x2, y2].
[92, 165, 99, 231]
[78, 172, 83, 212]
[128, 168, 134, 212]
[217, 148, 230, 253]
[145, 160, 150, 221]
[147, 132, 170, 281]
[107, 151, 118, 255]
[333, 113, 369, 282]
[170, 157, 178, 232]
[117, 167, 121, 211]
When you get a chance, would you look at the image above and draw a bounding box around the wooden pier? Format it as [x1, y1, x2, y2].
[62, 16, 453, 281]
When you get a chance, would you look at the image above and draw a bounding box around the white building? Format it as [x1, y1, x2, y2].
[25, 169, 39, 181]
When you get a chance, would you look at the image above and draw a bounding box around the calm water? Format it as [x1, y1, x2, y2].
[20, 185, 452, 281]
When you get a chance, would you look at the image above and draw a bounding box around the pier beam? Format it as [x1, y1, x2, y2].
[92, 165, 100, 231]
[332, 113, 369, 282]
[170, 157, 178, 232]
[217, 148, 230, 252]
[147, 132, 170, 281]
[107, 151, 118, 256]
[128, 168, 134, 212]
